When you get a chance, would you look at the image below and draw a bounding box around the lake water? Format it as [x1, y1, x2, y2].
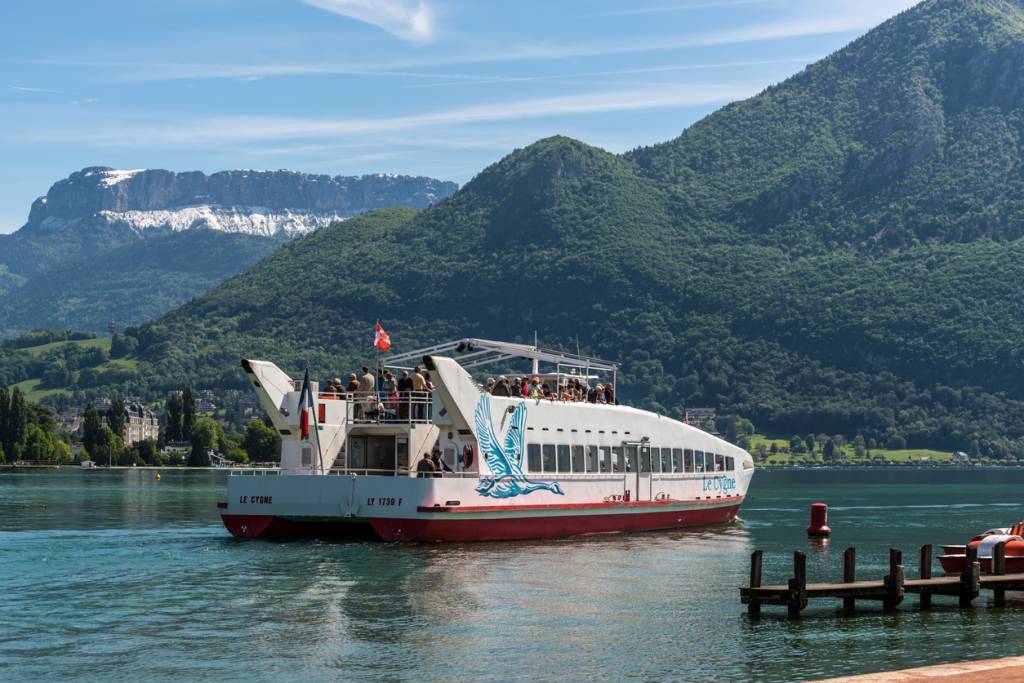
[3, 468, 1024, 682]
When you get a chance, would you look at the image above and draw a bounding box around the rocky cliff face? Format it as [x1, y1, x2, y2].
[2, 167, 458, 278]
[21, 167, 457, 237]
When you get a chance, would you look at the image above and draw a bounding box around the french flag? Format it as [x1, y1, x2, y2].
[298, 367, 314, 441]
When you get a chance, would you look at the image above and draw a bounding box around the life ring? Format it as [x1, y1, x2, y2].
[463, 445, 474, 469]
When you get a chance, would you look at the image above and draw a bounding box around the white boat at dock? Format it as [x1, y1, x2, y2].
[219, 338, 755, 541]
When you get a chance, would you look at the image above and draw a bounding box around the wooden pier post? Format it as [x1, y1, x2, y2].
[993, 541, 1006, 607]
[748, 550, 763, 616]
[842, 547, 856, 612]
[788, 550, 807, 618]
[919, 544, 932, 609]
[884, 547, 905, 610]
[960, 543, 980, 607]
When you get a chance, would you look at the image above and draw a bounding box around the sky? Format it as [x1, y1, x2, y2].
[0, 0, 919, 234]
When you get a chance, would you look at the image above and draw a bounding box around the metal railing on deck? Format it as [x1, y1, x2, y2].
[317, 390, 433, 424]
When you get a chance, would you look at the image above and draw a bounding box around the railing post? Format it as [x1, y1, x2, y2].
[788, 551, 806, 618]
[960, 543, 980, 607]
[884, 547, 904, 610]
[842, 547, 857, 612]
[919, 544, 932, 609]
[748, 550, 763, 616]
[993, 541, 1006, 607]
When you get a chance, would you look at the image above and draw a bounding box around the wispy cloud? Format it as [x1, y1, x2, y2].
[403, 56, 815, 89]
[10, 85, 64, 94]
[299, 0, 434, 43]
[10, 1, 915, 83]
[15, 83, 757, 147]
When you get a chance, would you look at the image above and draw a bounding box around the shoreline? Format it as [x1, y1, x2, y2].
[817, 655, 1024, 681]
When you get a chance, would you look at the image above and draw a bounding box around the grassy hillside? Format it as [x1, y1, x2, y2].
[7, 0, 1024, 461]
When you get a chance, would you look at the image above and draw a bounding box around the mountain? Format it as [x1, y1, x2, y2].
[0, 167, 458, 336]
[11, 0, 1024, 459]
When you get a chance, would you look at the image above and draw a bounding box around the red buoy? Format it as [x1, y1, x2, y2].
[806, 502, 831, 537]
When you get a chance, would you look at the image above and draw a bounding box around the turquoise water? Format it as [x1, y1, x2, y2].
[3, 468, 1024, 682]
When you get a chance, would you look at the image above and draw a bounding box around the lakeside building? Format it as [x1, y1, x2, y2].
[121, 402, 160, 445]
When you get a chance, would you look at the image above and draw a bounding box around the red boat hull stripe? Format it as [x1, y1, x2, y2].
[416, 495, 742, 513]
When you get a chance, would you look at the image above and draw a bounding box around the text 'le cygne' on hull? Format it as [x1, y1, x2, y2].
[220, 337, 755, 542]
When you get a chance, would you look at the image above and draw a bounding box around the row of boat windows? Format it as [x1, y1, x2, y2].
[525, 444, 735, 475]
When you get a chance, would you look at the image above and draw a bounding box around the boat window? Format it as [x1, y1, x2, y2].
[694, 450, 705, 472]
[558, 445, 571, 472]
[543, 444, 557, 473]
[714, 453, 724, 472]
[643, 447, 655, 472]
[684, 449, 694, 472]
[528, 444, 541, 472]
[572, 446, 585, 472]
[661, 448, 672, 472]
[725, 455, 735, 471]
[627, 445, 639, 473]
[612, 447, 624, 472]
[704, 452, 715, 472]
[301, 444, 313, 467]
[587, 446, 599, 473]
[600, 446, 612, 472]
[672, 448, 683, 473]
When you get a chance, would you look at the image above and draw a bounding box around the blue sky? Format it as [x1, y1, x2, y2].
[0, 0, 918, 233]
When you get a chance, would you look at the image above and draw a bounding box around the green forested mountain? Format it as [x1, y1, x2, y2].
[10, 0, 1024, 459]
[0, 230, 283, 336]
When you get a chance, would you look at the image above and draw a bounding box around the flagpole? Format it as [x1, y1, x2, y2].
[307, 365, 325, 474]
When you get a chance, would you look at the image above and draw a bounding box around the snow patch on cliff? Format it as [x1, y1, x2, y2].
[97, 205, 350, 237]
[99, 169, 145, 187]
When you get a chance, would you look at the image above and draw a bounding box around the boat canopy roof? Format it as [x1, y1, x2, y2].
[384, 338, 618, 374]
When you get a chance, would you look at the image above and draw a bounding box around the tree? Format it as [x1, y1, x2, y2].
[8, 388, 27, 461]
[137, 438, 157, 465]
[242, 419, 281, 462]
[51, 439, 73, 463]
[789, 435, 806, 453]
[107, 394, 126, 440]
[804, 434, 816, 453]
[165, 392, 183, 442]
[23, 425, 52, 460]
[769, 442, 779, 454]
[93, 425, 124, 467]
[187, 416, 224, 467]
[0, 385, 9, 462]
[181, 388, 196, 441]
[82, 403, 103, 458]
[823, 438, 836, 461]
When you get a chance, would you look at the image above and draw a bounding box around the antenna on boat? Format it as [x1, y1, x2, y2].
[532, 331, 539, 376]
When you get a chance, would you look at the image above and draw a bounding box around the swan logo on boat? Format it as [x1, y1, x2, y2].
[473, 394, 564, 499]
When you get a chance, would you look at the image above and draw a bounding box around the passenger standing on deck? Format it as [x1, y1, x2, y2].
[416, 453, 435, 477]
[586, 385, 599, 403]
[358, 366, 375, 419]
[397, 370, 413, 419]
[604, 382, 616, 405]
[430, 450, 452, 477]
[485, 377, 496, 394]
[492, 376, 510, 397]
[412, 366, 427, 419]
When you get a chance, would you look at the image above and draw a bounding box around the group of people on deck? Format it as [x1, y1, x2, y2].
[415, 448, 453, 477]
[321, 365, 433, 419]
[485, 375, 617, 404]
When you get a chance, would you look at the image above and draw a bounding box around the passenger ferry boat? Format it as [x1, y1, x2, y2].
[220, 339, 755, 542]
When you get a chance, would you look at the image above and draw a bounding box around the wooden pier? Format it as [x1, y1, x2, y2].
[741, 542, 1024, 617]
